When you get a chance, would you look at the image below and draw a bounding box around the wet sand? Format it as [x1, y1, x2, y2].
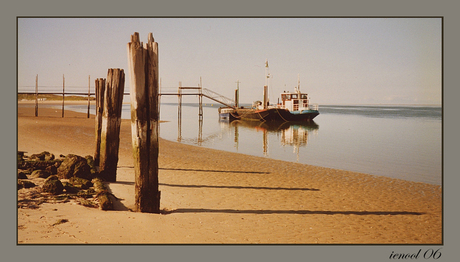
[17, 102, 442, 244]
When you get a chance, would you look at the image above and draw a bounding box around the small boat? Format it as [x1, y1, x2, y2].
[219, 60, 319, 122]
[218, 107, 238, 122]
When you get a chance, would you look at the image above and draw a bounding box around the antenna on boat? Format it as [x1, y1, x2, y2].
[297, 74, 300, 92]
[265, 59, 271, 86]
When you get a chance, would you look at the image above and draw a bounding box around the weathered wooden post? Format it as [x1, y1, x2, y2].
[93, 78, 106, 167]
[99, 69, 125, 182]
[127, 32, 161, 213]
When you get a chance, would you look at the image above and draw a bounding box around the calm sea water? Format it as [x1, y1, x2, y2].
[64, 103, 442, 185]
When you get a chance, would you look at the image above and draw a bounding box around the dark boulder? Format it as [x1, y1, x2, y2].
[62, 182, 79, 193]
[45, 165, 58, 175]
[42, 175, 63, 195]
[57, 154, 92, 180]
[17, 171, 28, 179]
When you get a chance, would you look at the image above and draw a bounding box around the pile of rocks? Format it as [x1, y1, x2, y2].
[18, 151, 113, 210]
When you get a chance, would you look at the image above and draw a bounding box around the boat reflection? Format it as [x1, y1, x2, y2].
[175, 112, 319, 161]
[221, 120, 319, 159]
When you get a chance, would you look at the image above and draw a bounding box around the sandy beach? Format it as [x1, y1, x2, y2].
[17, 102, 442, 244]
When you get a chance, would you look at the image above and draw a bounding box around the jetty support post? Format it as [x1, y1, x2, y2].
[93, 78, 106, 167]
[198, 77, 203, 121]
[35, 74, 38, 117]
[99, 69, 125, 182]
[87, 75, 91, 118]
[127, 32, 161, 213]
[235, 80, 240, 108]
[178, 81, 182, 120]
[62, 74, 65, 117]
[177, 82, 182, 142]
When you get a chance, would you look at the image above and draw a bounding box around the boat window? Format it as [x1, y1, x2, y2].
[292, 94, 298, 99]
[285, 94, 291, 100]
[301, 94, 308, 99]
[293, 100, 299, 104]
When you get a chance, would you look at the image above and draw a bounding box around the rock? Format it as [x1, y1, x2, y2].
[30, 169, 51, 179]
[85, 155, 97, 174]
[62, 182, 79, 193]
[18, 151, 26, 163]
[69, 177, 93, 189]
[46, 165, 58, 175]
[30, 151, 55, 161]
[42, 176, 63, 195]
[45, 175, 59, 181]
[18, 159, 59, 171]
[54, 160, 62, 168]
[18, 180, 36, 190]
[17, 171, 28, 179]
[57, 154, 92, 180]
[98, 193, 113, 210]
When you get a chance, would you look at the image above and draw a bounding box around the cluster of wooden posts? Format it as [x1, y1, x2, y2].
[93, 32, 160, 213]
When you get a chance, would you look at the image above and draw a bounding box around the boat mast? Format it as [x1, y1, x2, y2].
[264, 59, 270, 109]
[296, 74, 300, 94]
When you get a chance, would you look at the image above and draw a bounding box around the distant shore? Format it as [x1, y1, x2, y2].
[17, 103, 442, 244]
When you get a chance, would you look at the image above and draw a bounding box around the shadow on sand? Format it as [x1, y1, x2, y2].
[166, 208, 425, 216]
[118, 166, 270, 175]
[159, 183, 319, 191]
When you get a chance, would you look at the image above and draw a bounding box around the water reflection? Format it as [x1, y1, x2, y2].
[176, 111, 320, 159]
[176, 115, 205, 146]
[221, 120, 319, 159]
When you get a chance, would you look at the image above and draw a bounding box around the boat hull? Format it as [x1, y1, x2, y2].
[219, 112, 238, 122]
[235, 108, 319, 122]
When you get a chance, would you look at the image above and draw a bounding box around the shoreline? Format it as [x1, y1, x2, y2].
[17, 103, 442, 244]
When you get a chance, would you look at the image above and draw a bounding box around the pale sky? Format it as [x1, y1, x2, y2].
[17, 17, 442, 105]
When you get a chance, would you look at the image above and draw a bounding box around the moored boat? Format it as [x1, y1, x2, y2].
[219, 60, 319, 122]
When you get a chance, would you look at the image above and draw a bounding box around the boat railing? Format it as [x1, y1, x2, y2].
[309, 104, 319, 111]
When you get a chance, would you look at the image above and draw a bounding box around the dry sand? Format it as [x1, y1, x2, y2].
[17, 102, 442, 244]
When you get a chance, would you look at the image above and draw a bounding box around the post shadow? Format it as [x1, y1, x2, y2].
[159, 183, 319, 191]
[166, 208, 425, 216]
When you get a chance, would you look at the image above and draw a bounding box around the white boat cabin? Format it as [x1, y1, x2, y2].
[278, 88, 317, 112]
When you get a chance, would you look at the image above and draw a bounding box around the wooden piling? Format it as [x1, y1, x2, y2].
[99, 69, 125, 182]
[62, 74, 65, 118]
[127, 32, 161, 213]
[87, 75, 91, 118]
[93, 78, 106, 167]
[235, 80, 240, 108]
[198, 77, 203, 120]
[178, 81, 182, 120]
[35, 75, 38, 117]
[178, 82, 182, 142]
